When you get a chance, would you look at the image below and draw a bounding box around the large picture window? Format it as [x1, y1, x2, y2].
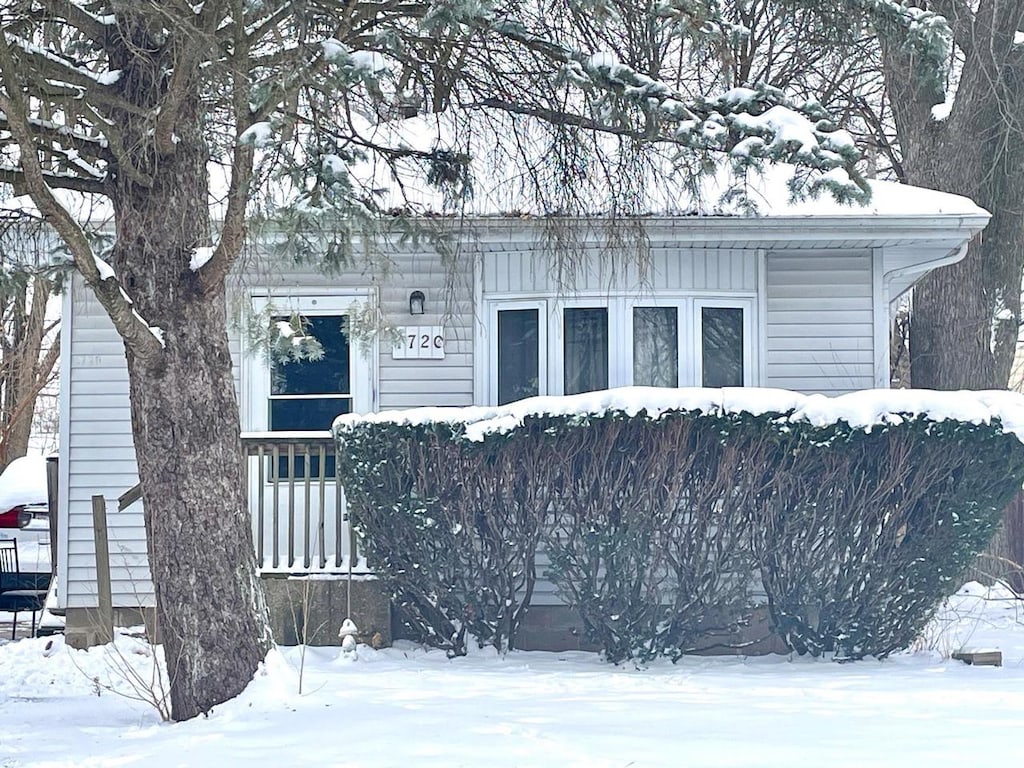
[488, 296, 753, 403]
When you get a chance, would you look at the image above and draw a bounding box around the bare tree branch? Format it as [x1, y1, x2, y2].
[198, 0, 253, 295]
[0, 30, 163, 366]
[0, 166, 107, 194]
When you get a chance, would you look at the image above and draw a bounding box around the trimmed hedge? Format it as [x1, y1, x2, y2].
[750, 418, 1023, 659]
[336, 419, 552, 655]
[336, 393, 1024, 661]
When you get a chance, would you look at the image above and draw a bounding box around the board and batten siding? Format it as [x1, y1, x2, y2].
[764, 250, 878, 394]
[481, 245, 757, 295]
[58, 244, 476, 610]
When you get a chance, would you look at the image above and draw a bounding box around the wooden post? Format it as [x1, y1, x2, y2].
[91, 495, 114, 644]
[45, 456, 59, 577]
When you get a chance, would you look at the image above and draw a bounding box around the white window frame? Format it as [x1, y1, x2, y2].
[245, 293, 375, 433]
[624, 296, 690, 389]
[483, 293, 759, 404]
[489, 300, 549, 405]
[552, 298, 617, 395]
[693, 298, 756, 387]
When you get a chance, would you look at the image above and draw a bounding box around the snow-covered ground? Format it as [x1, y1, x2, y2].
[1, 582, 1023, 767]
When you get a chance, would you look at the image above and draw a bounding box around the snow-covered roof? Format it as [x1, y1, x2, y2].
[347, 115, 988, 222]
[694, 165, 987, 219]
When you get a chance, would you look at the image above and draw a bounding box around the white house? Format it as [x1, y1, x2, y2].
[54, 171, 989, 646]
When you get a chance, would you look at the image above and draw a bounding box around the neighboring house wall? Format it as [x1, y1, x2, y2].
[55, 229, 889, 611]
[58, 280, 148, 610]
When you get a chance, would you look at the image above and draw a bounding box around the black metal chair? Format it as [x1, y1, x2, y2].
[0, 539, 49, 640]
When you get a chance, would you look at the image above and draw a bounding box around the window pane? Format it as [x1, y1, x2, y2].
[272, 315, 350, 395]
[564, 308, 608, 395]
[497, 309, 540, 405]
[270, 397, 352, 431]
[269, 397, 351, 478]
[702, 307, 744, 387]
[633, 307, 678, 387]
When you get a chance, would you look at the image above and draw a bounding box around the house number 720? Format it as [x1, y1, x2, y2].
[393, 325, 446, 359]
[407, 333, 444, 349]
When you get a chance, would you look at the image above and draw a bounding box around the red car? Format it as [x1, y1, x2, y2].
[0, 505, 33, 529]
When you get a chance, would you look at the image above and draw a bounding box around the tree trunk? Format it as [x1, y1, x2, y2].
[0, 276, 54, 469]
[882, 1, 1024, 391]
[106, 25, 272, 719]
[125, 290, 272, 720]
[114, 198, 273, 720]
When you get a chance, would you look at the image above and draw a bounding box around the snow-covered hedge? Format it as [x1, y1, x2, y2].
[335, 388, 1024, 660]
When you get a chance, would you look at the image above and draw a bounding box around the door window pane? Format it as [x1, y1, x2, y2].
[271, 315, 350, 396]
[701, 306, 744, 387]
[269, 313, 352, 476]
[633, 307, 678, 387]
[497, 309, 540, 405]
[564, 308, 608, 395]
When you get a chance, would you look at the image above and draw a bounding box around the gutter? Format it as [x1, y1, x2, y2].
[883, 240, 971, 285]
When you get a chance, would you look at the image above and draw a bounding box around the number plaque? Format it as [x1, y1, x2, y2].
[392, 325, 446, 360]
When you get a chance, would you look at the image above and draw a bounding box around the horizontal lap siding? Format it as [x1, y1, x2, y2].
[63, 279, 151, 609]
[63, 245, 475, 609]
[765, 251, 875, 394]
[235, 246, 475, 412]
[376, 247, 474, 410]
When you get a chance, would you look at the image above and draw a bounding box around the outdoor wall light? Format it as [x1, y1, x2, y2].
[409, 290, 426, 315]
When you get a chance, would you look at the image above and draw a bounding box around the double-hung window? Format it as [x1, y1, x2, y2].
[489, 296, 754, 404]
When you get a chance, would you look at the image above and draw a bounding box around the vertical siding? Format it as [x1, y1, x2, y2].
[765, 251, 876, 394]
[482, 245, 757, 294]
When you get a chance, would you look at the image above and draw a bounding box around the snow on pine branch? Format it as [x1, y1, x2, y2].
[336, 387, 1024, 445]
[486, 25, 866, 200]
[858, 0, 952, 87]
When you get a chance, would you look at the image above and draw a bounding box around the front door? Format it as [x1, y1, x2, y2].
[245, 294, 374, 571]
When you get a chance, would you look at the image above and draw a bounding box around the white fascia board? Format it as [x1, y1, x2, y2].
[452, 213, 992, 249]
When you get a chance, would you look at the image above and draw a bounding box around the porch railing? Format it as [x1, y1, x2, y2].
[241, 432, 361, 573]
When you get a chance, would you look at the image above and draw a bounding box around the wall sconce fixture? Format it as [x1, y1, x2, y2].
[409, 290, 426, 316]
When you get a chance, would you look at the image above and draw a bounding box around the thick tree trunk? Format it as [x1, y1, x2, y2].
[105, 22, 272, 719]
[125, 292, 272, 720]
[114, 201, 273, 719]
[112, 166, 272, 720]
[905, 133, 1024, 390]
[882, 1, 1024, 391]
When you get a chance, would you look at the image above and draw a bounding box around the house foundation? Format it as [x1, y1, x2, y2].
[64, 575, 390, 649]
[261, 575, 390, 646]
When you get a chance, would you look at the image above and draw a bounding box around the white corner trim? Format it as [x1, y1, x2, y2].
[55, 277, 75, 610]
[872, 248, 889, 388]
